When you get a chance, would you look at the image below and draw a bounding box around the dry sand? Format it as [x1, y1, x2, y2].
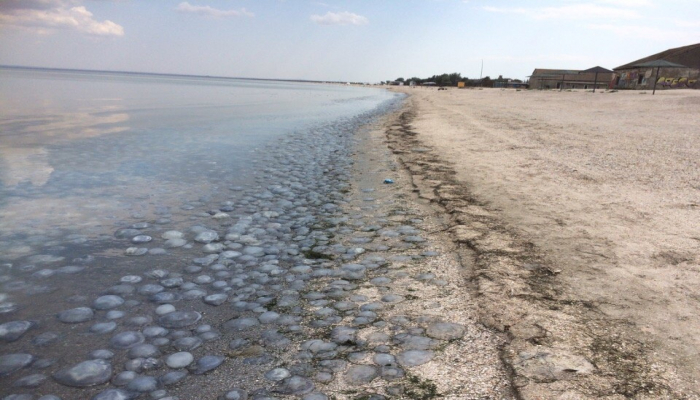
[385, 87, 700, 399]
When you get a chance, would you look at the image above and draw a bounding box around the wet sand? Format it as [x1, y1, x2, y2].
[385, 87, 700, 399]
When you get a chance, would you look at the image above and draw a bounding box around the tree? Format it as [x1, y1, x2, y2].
[448, 72, 462, 86]
[438, 74, 451, 86]
[400, 71, 507, 87]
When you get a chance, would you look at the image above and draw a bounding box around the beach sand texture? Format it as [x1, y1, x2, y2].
[386, 87, 700, 398]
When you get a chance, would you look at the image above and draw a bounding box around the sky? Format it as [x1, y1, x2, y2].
[1, 0, 699, 82]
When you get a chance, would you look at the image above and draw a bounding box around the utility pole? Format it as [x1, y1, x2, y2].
[480, 60, 483, 87]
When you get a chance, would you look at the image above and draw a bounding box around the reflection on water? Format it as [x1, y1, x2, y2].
[0, 108, 130, 188]
[1, 147, 53, 187]
[1, 109, 129, 144]
[0, 66, 394, 257]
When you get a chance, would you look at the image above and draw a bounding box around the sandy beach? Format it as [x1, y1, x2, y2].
[385, 87, 700, 399]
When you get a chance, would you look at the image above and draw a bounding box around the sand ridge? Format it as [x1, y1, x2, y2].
[383, 87, 700, 399]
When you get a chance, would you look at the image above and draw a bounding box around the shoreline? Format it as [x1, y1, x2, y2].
[1, 95, 516, 400]
[3, 85, 697, 398]
[383, 87, 700, 399]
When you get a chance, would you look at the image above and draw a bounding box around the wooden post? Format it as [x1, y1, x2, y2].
[652, 67, 660, 95]
[593, 71, 598, 93]
[560, 74, 565, 91]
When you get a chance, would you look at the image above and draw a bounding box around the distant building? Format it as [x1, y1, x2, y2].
[528, 69, 581, 89]
[493, 77, 528, 89]
[612, 43, 699, 90]
[528, 67, 613, 90]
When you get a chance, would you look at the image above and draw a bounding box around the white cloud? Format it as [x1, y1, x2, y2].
[483, 3, 640, 20]
[175, 2, 253, 18]
[0, 2, 124, 36]
[310, 11, 369, 26]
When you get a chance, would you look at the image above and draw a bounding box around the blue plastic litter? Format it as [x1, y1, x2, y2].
[383, 179, 394, 184]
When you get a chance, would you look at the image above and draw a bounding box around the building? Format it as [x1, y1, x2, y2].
[612, 43, 700, 90]
[528, 67, 613, 90]
[492, 77, 528, 89]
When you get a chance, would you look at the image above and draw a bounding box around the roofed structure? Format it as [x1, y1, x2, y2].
[614, 43, 700, 70]
[612, 43, 699, 90]
[581, 66, 613, 74]
[528, 67, 613, 90]
[531, 68, 581, 76]
[632, 60, 687, 68]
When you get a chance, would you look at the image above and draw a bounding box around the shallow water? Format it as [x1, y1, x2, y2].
[0, 67, 395, 254]
[0, 67, 409, 399]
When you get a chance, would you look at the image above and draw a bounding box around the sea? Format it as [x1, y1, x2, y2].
[0, 66, 402, 398]
[0, 67, 396, 247]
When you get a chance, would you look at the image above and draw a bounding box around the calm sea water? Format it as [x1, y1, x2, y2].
[0, 67, 396, 256]
[0, 67, 403, 398]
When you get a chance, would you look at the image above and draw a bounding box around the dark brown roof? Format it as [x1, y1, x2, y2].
[530, 68, 580, 77]
[632, 60, 687, 68]
[581, 66, 613, 73]
[614, 43, 700, 70]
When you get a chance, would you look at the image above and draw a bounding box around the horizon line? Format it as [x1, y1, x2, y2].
[0, 64, 362, 85]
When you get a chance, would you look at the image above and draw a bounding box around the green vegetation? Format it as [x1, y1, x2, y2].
[386, 73, 524, 88]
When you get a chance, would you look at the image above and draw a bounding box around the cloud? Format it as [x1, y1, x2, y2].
[0, 1, 124, 36]
[175, 2, 254, 18]
[310, 11, 369, 26]
[483, 3, 640, 20]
